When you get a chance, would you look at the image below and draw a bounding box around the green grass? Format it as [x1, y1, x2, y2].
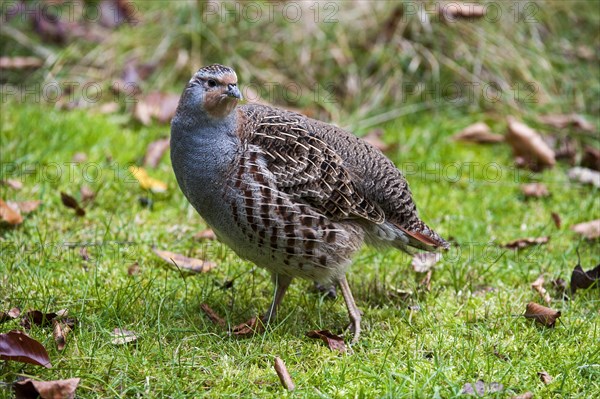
[1, 1, 600, 397]
[1, 102, 598, 398]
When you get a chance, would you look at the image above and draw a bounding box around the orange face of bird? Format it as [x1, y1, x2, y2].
[191, 65, 242, 119]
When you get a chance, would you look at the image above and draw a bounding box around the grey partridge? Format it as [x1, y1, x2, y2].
[170, 64, 449, 343]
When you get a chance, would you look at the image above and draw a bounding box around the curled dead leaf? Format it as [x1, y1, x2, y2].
[21, 310, 61, 329]
[581, 146, 600, 171]
[570, 264, 599, 294]
[127, 262, 140, 275]
[1, 179, 23, 190]
[10, 200, 42, 214]
[538, 113, 595, 132]
[568, 167, 600, 187]
[129, 166, 168, 193]
[111, 328, 138, 345]
[306, 330, 346, 353]
[60, 192, 85, 216]
[0, 330, 52, 368]
[551, 212, 561, 228]
[503, 237, 549, 250]
[511, 392, 533, 399]
[143, 138, 170, 168]
[0, 307, 21, 324]
[0, 56, 43, 69]
[524, 302, 561, 327]
[0, 198, 23, 225]
[200, 304, 226, 328]
[80, 186, 95, 203]
[570, 219, 600, 240]
[53, 319, 72, 351]
[231, 316, 264, 337]
[193, 229, 217, 240]
[153, 249, 217, 273]
[274, 357, 295, 391]
[461, 380, 503, 396]
[134, 92, 180, 125]
[440, 2, 486, 20]
[538, 371, 553, 385]
[506, 117, 555, 170]
[14, 377, 80, 399]
[521, 183, 549, 198]
[452, 122, 504, 144]
[531, 275, 551, 304]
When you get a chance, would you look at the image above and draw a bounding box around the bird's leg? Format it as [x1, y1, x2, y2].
[262, 273, 293, 325]
[338, 275, 362, 344]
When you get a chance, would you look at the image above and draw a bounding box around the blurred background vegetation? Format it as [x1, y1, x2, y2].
[1, 0, 599, 131]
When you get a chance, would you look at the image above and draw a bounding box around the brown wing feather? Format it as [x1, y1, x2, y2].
[238, 105, 384, 224]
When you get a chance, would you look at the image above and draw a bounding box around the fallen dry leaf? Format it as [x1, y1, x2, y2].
[99, 0, 138, 27]
[521, 183, 549, 198]
[538, 113, 595, 132]
[53, 319, 72, 351]
[10, 200, 42, 214]
[511, 392, 533, 399]
[0, 56, 43, 69]
[0, 307, 21, 324]
[60, 192, 85, 216]
[568, 167, 600, 187]
[143, 138, 170, 168]
[274, 357, 295, 391]
[134, 92, 180, 125]
[551, 212, 562, 229]
[524, 302, 561, 327]
[194, 229, 217, 240]
[452, 122, 504, 144]
[80, 186, 95, 203]
[21, 309, 68, 329]
[306, 330, 346, 353]
[0, 330, 52, 368]
[506, 117, 555, 170]
[231, 316, 264, 336]
[570, 219, 600, 240]
[14, 377, 80, 399]
[531, 275, 551, 304]
[200, 304, 226, 328]
[127, 262, 140, 275]
[111, 328, 138, 345]
[503, 237, 549, 250]
[79, 247, 90, 262]
[0, 198, 23, 225]
[1, 179, 23, 190]
[153, 249, 217, 273]
[440, 2, 486, 20]
[362, 128, 389, 152]
[570, 264, 600, 294]
[72, 152, 88, 163]
[411, 252, 441, 273]
[129, 166, 168, 193]
[538, 371, 553, 385]
[461, 380, 503, 396]
[581, 146, 600, 171]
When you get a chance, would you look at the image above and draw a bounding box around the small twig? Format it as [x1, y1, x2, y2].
[273, 357, 295, 391]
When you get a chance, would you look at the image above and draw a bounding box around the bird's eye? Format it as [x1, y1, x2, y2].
[207, 79, 217, 88]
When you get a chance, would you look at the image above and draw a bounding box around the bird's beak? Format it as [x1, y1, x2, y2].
[226, 84, 242, 100]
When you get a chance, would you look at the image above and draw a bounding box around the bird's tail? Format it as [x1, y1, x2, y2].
[394, 220, 449, 253]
